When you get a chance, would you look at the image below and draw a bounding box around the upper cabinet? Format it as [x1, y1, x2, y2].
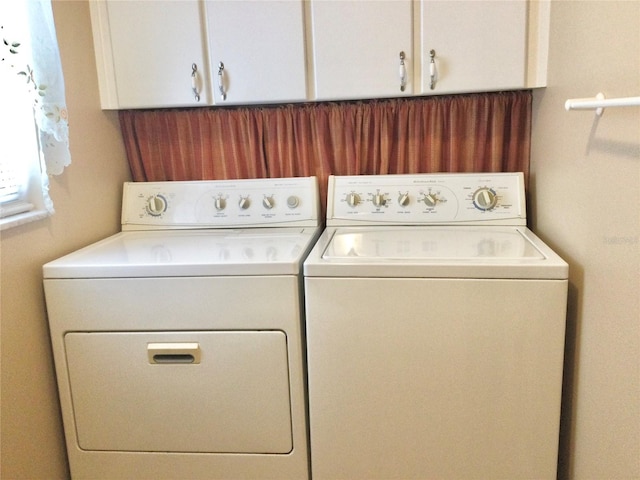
[420, 0, 549, 94]
[90, 0, 211, 109]
[308, 0, 413, 101]
[205, 0, 307, 104]
[89, 0, 549, 109]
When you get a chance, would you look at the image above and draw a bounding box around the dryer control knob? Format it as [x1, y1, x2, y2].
[472, 187, 498, 211]
[214, 196, 226, 211]
[346, 193, 361, 208]
[239, 196, 251, 210]
[287, 195, 300, 209]
[263, 196, 275, 209]
[398, 192, 410, 207]
[146, 194, 167, 216]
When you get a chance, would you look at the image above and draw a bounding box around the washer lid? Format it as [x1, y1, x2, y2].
[304, 226, 568, 279]
[43, 227, 320, 278]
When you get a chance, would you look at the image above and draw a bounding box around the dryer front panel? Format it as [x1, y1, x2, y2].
[65, 331, 293, 454]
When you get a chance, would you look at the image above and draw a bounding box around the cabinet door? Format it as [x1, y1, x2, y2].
[91, 1, 210, 109]
[206, 0, 307, 104]
[421, 0, 527, 94]
[309, 0, 413, 101]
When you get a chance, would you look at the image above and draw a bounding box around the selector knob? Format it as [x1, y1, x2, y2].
[372, 192, 386, 208]
[214, 196, 226, 211]
[146, 194, 167, 216]
[239, 196, 251, 210]
[422, 193, 438, 208]
[472, 187, 498, 211]
[263, 196, 275, 210]
[398, 192, 410, 207]
[346, 192, 361, 207]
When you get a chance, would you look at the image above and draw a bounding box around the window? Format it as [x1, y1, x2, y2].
[0, 0, 70, 230]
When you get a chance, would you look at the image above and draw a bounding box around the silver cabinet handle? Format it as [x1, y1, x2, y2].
[217, 62, 227, 101]
[429, 49, 437, 90]
[191, 63, 201, 102]
[399, 51, 407, 92]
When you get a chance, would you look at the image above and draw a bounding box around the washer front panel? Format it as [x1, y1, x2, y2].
[327, 172, 526, 226]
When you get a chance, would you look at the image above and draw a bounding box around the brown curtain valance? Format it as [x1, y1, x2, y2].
[119, 91, 531, 206]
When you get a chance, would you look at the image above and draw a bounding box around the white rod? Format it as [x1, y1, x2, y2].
[565, 92, 640, 113]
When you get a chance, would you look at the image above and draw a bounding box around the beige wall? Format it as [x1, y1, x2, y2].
[0, 1, 131, 478]
[530, 1, 639, 479]
[2, 1, 638, 479]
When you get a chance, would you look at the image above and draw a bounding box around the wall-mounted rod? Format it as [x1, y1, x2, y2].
[565, 92, 640, 116]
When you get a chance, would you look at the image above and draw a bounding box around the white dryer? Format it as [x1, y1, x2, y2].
[43, 177, 320, 480]
[303, 173, 568, 480]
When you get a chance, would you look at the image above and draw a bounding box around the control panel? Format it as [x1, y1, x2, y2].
[121, 177, 319, 230]
[327, 173, 526, 226]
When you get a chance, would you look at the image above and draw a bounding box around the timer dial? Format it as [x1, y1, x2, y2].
[472, 187, 498, 211]
[146, 194, 167, 216]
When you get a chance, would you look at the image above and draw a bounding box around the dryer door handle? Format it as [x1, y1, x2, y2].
[147, 342, 201, 364]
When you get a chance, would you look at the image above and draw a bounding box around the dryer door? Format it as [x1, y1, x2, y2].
[65, 330, 293, 454]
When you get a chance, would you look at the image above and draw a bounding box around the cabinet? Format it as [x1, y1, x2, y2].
[420, 0, 547, 94]
[205, 1, 307, 104]
[90, 0, 211, 109]
[90, 1, 549, 109]
[308, 0, 413, 101]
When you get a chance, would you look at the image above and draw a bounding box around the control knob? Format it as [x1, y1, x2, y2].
[239, 196, 251, 210]
[146, 194, 167, 216]
[214, 196, 226, 211]
[263, 195, 275, 210]
[472, 187, 498, 211]
[372, 192, 387, 208]
[346, 192, 361, 207]
[422, 193, 438, 208]
[398, 192, 410, 207]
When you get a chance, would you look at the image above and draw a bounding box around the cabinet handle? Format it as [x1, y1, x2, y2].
[191, 63, 201, 102]
[399, 51, 407, 92]
[429, 49, 437, 90]
[217, 62, 227, 101]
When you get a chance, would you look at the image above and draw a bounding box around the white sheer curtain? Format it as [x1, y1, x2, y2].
[0, 0, 71, 175]
[0, 0, 70, 223]
[24, 0, 71, 176]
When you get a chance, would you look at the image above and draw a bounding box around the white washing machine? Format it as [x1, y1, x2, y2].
[43, 177, 320, 480]
[303, 173, 568, 480]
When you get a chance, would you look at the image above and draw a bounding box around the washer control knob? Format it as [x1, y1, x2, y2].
[372, 192, 387, 208]
[346, 192, 361, 207]
[398, 192, 410, 207]
[472, 187, 498, 211]
[422, 193, 438, 208]
[287, 195, 300, 209]
[146, 194, 167, 216]
[263, 195, 275, 209]
[214, 196, 226, 211]
[239, 196, 251, 210]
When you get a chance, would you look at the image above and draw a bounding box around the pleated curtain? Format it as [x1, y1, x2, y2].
[119, 91, 531, 208]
